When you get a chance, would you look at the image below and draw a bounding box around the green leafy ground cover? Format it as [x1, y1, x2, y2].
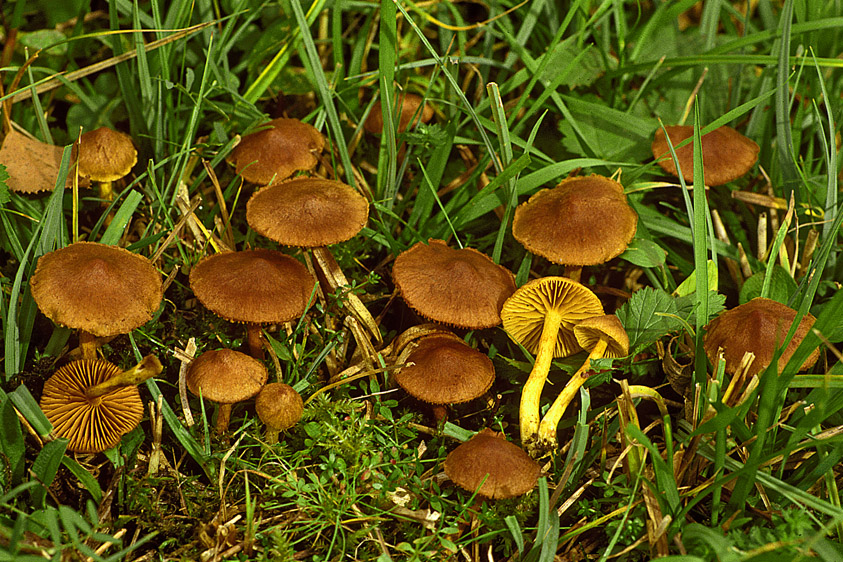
[1, 0, 843, 560]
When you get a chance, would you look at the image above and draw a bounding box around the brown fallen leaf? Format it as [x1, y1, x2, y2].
[0, 129, 89, 193]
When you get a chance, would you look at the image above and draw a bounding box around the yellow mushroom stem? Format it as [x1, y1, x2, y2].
[79, 330, 99, 360]
[520, 308, 563, 446]
[537, 338, 609, 447]
[86, 354, 163, 398]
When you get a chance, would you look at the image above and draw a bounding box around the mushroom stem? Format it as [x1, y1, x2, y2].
[520, 308, 563, 447]
[215, 403, 233, 433]
[265, 427, 280, 445]
[246, 324, 265, 360]
[98, 180, 114, 204]
[563, 265, 583, 283]
[86, 354, 163, 398]
[79, 330, 99, 360]
[537, 338, 608, 449]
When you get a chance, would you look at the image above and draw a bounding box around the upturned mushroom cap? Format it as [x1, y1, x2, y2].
[651, 125, 759, 186]
[255, 382, 304, 432]
[186, 349, 268, 404]
[512, 175, 638, 267]
[364, 93, 435, 134]
[574, 315, 629, 358]
[39, 359, 144, 453]
[444, 428, 540, 499]
[392, 239, 517, 329]
[189, 249, 316, 325]
[501, 277, 604, 357]
[704, 297, 818, 377]
[246, 178, 369, 247]
[227, 118, 325, 185]
[394, 333, 495, 405]
[30, 242, 163, 337]
[75, 127, 137, 182]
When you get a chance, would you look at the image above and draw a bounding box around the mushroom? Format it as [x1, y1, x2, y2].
[189, 249, 317, 358]
[537, 315, 629, 450]
[394, 332, 495, 423]
[500, 277, 603, 453]
[651, 125, 759, 186]
[444, 428, 540, 499]
[364, 92, 434, 135]
[704, 297, 818, 378]
[186, 349, 268, 433]
[246, 177, 379, 345]
[29, 241, 163, 360]
[391, 239, 517, 329]
[512, 175, 638, 281]
[39, 355, 162, 453]
[74, 126, 137, 203]
[254, 382, 304, 444]
[227, 118, 325, 186]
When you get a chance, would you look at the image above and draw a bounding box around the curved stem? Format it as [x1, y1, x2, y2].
[86, 354, 163, 397]
[537, 338, 608, 449]
[519, 308, 563, 447]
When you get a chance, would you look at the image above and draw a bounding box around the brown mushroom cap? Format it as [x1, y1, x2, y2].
[186, 349, 268, 404]
[394, 333, 495, 405]
[364, 93, 435, 134]
[30, 242, 163, 337]
[75, 127, 137, 182]
[574, 315, 629, 358]
[189, 249, 316, 325]
[512, 175, 638, 267]
[39, 359, 144, 453]
[227, 118, 325, 185]
[392, 239, 517, 329]
[444, 428, 540, 499]
[703, 297, 818, 377]
[651, 125, 759, 186]
[255, 382, 304, 432]
[501, 277, 604, 358]
[246, 178, 369, 247]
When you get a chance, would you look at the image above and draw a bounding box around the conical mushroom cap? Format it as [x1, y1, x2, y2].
[189, 249, 316, 325]
[512, 175, 637, 266]
[651, 125, 759, 186]
[501, 277, 604, 358]
[246, 178, 369, 247]
[703, 297, 818, 377]
[574, 315, 629, 357]
[76, 127, 137, 182]
[364, 93, 434, 134]
[227, 118, 325, 185]
[394, 333, 495, 405]
[39, 359, 144, 453]
[444, 428, 540, 499]
[255, 382, 304, 432]
[186, 349, 268, 404]
[30, 242, 163, 337]
[392, 239, 517, 329]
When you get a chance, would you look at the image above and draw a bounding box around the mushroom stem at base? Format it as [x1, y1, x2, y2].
[215, 403, 233, 433]
[246, 324, 265, 359]
[265, 427, 280, 445]
[86, 354, 163, 398]
[520, 308, 563, 447]
[537, 338, 608, 449]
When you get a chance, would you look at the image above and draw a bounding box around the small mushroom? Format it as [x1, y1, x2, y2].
[254, 382, 304, 444]
[364, 92, 434, 135]
[75, 126, 137, 203]
[39, 355, 162, 453]
[29, 242, 163, 360]
[189, 249, 317, 358]
[227, 118, 325, 186]
[392, 239, 517, 329]
[444, 428, 540, 499]
[512, 175, 637, 281]
[537, 315, 628, 450]
[704, 297, 818, 377]
[394, 332, 495, 423]
[186, 349, 268, 433]
[651, 125, 759, 186]
[500, 277, 603, 453]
